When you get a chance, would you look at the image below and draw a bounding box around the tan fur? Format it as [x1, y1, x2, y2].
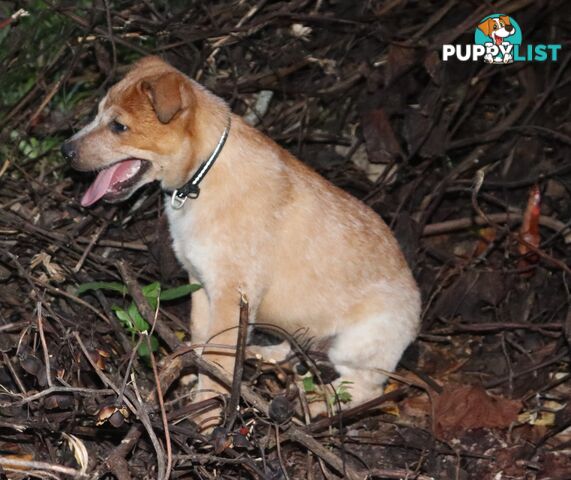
[65, 56, 421, 430]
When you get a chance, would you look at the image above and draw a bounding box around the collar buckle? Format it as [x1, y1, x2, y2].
[170, 190, 188, 210]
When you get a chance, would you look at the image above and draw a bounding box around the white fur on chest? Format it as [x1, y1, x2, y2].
[165, 200, 214, 285]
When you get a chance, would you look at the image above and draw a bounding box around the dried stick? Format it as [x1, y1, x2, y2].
[2, 385, 114, 407]
[73, 207, 117, 272]
[225, 293, 249, 431]
[147, 331, 172, 480]
[307, 387, 410, 433]
[0, 457, 87, 479]
[423, 212, 571, 244]
[36, 302, 53, 388]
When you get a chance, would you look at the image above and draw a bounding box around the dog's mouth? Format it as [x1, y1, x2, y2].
[81, 159, 150, 207]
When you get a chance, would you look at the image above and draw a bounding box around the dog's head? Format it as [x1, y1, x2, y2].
[62, 56, 223, 207]
[477, 15, 515, 42]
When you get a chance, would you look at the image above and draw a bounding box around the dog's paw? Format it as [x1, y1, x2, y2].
[180, 372, 198, 386]
[191, 376, 229, 433]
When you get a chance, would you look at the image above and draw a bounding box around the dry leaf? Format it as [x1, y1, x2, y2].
[62, 433, 89, 474]
[30, 252, 66, 283]
[518, 185, 541, 272]
[434, 384, 521, 440]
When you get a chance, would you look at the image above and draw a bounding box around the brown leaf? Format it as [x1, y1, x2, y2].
[434, 384, 521, 440]
[385, 44, 417, 86]
[360, 108, 403, 165]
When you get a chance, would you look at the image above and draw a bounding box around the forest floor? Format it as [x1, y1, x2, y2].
[0, 1, 570, 479]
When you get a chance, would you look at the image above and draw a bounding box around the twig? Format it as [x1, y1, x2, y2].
[36, 302, 53, 388]
[367, 468, 435, 480]
[422, 212, 571, 244]
[428, 322, 563, 336]
[275, 425, 291, 480]
[73, 207, 117, 272]
[33, 277, 111, 324]
[147, 321, 172, 480]
[72, 332, 138, 413]
[307, 387, 410, 433]
[484, 349, 568, 388]
[0, 8, 29, 30]
[1, 352, 26, 395]
[1, 385, 114, 407]
[0, 457, 87, 478]
[225, 293, 249, 431]
[117, 335, 145, 408]
[45, 2, 149, 55]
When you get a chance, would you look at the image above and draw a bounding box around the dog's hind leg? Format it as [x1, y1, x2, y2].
[310, 308, 417, 417]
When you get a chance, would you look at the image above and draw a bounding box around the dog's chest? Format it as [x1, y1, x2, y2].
[165, 203, 216, 283]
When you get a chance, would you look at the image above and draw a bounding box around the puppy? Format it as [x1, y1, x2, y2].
[477, 15, 515, 64]
[62, 56, 420, 430]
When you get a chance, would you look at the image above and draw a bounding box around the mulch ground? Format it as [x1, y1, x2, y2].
[0, 1, 570, 479]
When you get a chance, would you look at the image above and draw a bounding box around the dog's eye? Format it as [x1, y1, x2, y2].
[110, 120, 128, 133]
[493, 24, 498, 30]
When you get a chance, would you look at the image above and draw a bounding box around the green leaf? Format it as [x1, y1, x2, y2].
[329, 381, 353, 406]
[159, 283, 202, 301]
[127, 302, 150, 333]
[142, 281, 161, 299]
[112, 306, 134, 332]
[302, 375, 316, 393]
[142, 282, 160, 309]
[137, 335, 159, 358]
[76, 281, 128, 296]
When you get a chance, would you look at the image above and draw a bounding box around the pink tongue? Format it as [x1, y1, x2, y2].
[81, 159, 141, 207]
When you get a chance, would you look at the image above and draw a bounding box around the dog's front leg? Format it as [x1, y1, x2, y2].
[191, 290, 242, 431]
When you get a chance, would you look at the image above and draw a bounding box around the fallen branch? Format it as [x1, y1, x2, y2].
[0, 457, 87, 478]
[423, 212, 571, 244]
[225, 293, 249, 431]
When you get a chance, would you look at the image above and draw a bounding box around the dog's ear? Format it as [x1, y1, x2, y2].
[478, 18, 494, 36]
[499, 15, 511, 26]
[142, 72, 190, 124]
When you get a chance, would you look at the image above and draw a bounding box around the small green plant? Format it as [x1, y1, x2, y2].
[301, 374, 353, 406]
[77, 281, 201, 358]
[330, 381, 353, 406]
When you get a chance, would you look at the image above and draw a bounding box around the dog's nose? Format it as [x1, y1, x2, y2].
[505, 24, 514, 32]
[61, 141, 77, 161]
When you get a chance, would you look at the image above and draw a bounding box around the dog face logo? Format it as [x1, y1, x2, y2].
[443, 14, 561, 64]
[474, 14, 522, 64]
